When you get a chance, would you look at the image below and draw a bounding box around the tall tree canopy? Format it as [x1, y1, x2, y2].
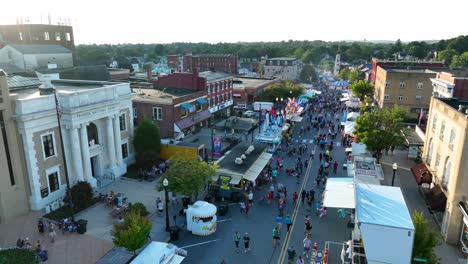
[351, 80, 374, 101]
[260, 81, 304, 102]
[412, 210, 441, 264]
[133, 119, 161, 168]
[112, 210, 153, 255]
[299, 64, 318, 84]
[354, 106, 406, 163]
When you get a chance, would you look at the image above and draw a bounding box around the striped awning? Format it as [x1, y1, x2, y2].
[196, 98, 208, 104]
[181, 103, 192, 110]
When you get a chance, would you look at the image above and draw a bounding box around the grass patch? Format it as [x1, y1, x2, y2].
[43, 197, 100, 221]
[123, 164, 139, 179]
[0, 249, 40, 264]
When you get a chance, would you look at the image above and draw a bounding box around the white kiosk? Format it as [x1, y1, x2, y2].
[186, 201, 217, 236]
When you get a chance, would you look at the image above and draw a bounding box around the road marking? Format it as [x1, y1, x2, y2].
[217, 218, 232, 223]
[180, 239, 220, 249]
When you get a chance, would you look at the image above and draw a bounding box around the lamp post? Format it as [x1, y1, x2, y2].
[391, 162, 398, 186]
[251, 120, 255, 142]
[163, 178, 170, 231]
[211, 123, 214, 162]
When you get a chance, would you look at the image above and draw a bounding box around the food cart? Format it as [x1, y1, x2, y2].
[186, 201, 217, 236]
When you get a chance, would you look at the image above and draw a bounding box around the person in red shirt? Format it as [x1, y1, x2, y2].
[292, 192, 298, 204]
[333, 161, 338, 174]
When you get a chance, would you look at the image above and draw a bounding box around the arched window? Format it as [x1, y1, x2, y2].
[426, 138, 433, 164]
[443, 159, 452, 189]
[87, 123, 99, 145]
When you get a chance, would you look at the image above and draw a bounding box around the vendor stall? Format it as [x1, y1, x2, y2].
[186, 201, 217, 236]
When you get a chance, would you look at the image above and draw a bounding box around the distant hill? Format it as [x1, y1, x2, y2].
[341, 40, 441, 44]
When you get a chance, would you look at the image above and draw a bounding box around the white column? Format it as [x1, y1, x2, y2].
[80, 123, 92, 181]
[70, 126, 84, 182]
[106, 116, 116, 170]
[113, 114, 123, 168]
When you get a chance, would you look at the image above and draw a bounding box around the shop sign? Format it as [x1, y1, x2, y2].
[193, 114, 200, 121]
[220, 176, 231, 190]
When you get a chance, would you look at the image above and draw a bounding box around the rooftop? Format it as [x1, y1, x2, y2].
[382, 67, 438, 73]
[233, 77, 277, 89]
[0, 63, 25, 74]
[132, 88, 199, 103]
[437, 97, 468, 112]
[266, 57, 298, 61]
[216, 142, 267, 175]
[198, 71, 233, 82]
[191, 54, 235, 57]
[7, 44, 71, 54]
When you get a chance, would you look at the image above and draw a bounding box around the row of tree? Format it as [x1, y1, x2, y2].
[76, 35, 468, 68]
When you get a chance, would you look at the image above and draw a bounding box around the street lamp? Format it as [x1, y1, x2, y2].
[251, 120, 255, 142]
[391, 163, 398, 186]
[163, 178, 170, 231]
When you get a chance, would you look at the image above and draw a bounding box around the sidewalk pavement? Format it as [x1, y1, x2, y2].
[380, 148, 466, 264]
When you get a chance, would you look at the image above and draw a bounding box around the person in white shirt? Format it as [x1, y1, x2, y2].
[248, 191, 254, 205]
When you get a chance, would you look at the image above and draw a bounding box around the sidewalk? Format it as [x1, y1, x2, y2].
[381, 149, 465, 263]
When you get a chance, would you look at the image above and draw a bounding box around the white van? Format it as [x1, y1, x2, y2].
[131, 242, 186, 264]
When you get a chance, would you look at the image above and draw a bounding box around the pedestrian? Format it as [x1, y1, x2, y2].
[333, 161, 338, 174]
[304, 160, 308, 169]
[243, 232, 250, 252]
[38, 220, 44, 234]
[234, 231, 241, 253]
[35, 240, 41, 250]
[301, 190, 306, 204]
[285, 215, 292, 232]
[248, 191, 254, 205]
[272, 227, 280, 247]
[157, 199, 164, 216]
[303, 235, 312, 258]
[296, 255, 304, 264]
[240, 201, 246, 214]
[48, 222, 56, 243]
[276, 214, 283, 229]
[310, 149, 315, 159]
[292, 191, 298, 204]
[287, 245, 297, 264]
[305, 220, 312, 236]
[319, 153, 323, 162]
[245, 202, 251, 217]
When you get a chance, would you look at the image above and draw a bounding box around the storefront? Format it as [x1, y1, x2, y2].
[458, 202, 468, 256]
[174, 109, 212, 139]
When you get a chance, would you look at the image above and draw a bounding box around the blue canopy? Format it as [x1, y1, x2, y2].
[196, 98, 208, 104]
[181, 103, 192, 110]
[333, 80, 350, 87]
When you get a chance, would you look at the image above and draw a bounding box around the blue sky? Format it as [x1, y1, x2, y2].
[2, 0, 467, 44]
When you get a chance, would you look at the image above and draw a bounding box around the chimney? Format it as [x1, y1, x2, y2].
[192, 67, 199, 90]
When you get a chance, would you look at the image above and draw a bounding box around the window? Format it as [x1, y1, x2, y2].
[384, 82, 390, 88]
[435, 153, 440, 167]
[427, 139, 433, 164]
[55, 32, 61, 41]
[181, 109, 189, 118]
[384, 94, 389, 100]
[196, 103, 202, 112]
[439, 121, 445, 140]
[277, 61, 281, 66]
[416, 95, 422, 103]
[449, 129, 455, 149]
[217, 95, 220, 105]
[18, 32, 23, 40]
[66, 32, 71, 41]
[398, 95, 403, 101]
[42, 133, 56, 158]
[44, 32, 50, 40]
[48, 171, 60, 193]
[443, 159, 452, 190]
[133, 108, 137, 118]
[152, 107, 162, 120]
[399, 82, 406, 88]
[432, 116, 437, 132]
[207, 86, 210, 94]
[417, 83, 423, 89]
[121, 143, 128, 159]
[119, 113, 126, 131]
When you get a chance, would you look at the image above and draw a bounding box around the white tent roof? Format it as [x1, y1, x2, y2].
[346, 101, 361, 108]
[323, 177, 355, 209]
[340, 97, 349, 102]
[347, 112, 360, 120]
[344, 122, 356, 134]
[131, 242, 185, 264]
[243, 152, 272, 181]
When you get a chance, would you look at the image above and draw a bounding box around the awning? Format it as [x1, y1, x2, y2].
[424, 185, 447, 212]
[345, 147, 352, 153]
[323, 178, 355, 209]
[230, 175, 242, 185]
[243, 152, 273, 181]
[340, 97, 350, 102]
[347, 112, 360, 120]
[175, 109, 212, 131]
[181, 103, 192, 110]
[196, 98, 208, 104]
[411, 163, 432, 185]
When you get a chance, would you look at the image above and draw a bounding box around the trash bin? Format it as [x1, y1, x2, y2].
[77, 219, 88, 234]
[218, 203, 229, 216]
[169, 226, 180, 241]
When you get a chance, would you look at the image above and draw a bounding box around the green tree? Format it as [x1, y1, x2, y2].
[450, 51, 468, 68]
[294, 48, 305, 60]
[354, 106, 406, 163]
[348, 67, 365, 83]
[133, 119, 161, 169]
[339, 67, 350, 81]
[351, 80, 374, 101]
[412, 210, 442, 264]
[112, 210, 153, 255]
[161, 155, 217, 197]
[437, 49, 457, 65]
[260, 81, 304, 101]
[299, 64, 318, 84]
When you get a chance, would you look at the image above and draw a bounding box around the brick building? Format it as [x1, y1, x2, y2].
[370, 58, 444, 83]
[430, 70, 468, 99]
[0, 24, 76, 60]
[262, 57, 303, 80]
[232, 77, 280, 105]
[167, 54, 238, 74]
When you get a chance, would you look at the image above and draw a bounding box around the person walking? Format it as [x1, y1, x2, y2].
[292, 191, 298, 204]
[310, 149, 315, 159]
[296, 255, 304, 264]
[234, 231, 241, 253]
[303, 235, 312, 258]
[272, 227, 280, 248]
[285, 215, 293, 232]
[48, 222, 56, 243]
[287, 245, 297, 264]
[333, 161, 338, 174]
[305, 220, 312, 236]
[301, 190, 306, 204]
[245, 202, 251, 217]
[248, 191, 254, 205]
[276, 214, 283, 230]
[243, 232, 250, 253]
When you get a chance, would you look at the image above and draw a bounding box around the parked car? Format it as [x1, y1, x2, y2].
[243, 110, 255, 117]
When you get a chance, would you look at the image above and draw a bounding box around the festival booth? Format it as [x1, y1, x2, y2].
[186, 201, 217, 236]
[344, 122, 356, 135]
[256, 110, 284, 153]
[211, 142, 271, 199]
[131, 242, 186, 264]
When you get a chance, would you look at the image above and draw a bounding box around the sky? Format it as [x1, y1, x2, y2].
[1, 0, 467, 45]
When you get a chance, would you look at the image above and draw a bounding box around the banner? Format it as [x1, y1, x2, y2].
[213, 137, 222, 157]
[219, 176, 231, 190]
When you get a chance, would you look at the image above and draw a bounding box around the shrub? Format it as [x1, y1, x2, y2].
[0, 249, 40, 264]
[64, 181, 94, 211]
[129, 202, 149, 217]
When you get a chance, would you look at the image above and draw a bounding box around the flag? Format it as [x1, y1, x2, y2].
[270, 106, 277, 119]
[418, 108, 424, 126]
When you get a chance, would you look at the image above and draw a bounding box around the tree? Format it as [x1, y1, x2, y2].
[412, 210, 441, 264]
[161, 155, 216, 197]
[299, 64, 318, 84]
[348, 67, 365, 83]
[351, 80, 374, 101]
[133, 119, 161, 169]
[112, 210, 153, 255]
[354, 106, 406, 163]
[260, 81, 304, 102]
[437, 49, 457, 65]
[338, 67, 350, 81]
[63, 181, 94, 211]
[450, 51, 468, 68]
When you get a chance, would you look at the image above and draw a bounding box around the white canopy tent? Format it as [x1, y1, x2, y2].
[355, 184, 415, 264]
[340, 97, 350, 102]
[243, 152, 273, 181]
[347, 112, 360, 120]
[131, 242, 186, 264]
[323, 177, 355, 209]
[345, 101, 361, 108]
[344, 122, 356, 135]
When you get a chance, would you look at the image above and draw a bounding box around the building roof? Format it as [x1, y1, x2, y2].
[437, 97, 468, 112]
[7, 75, 41, 89]
[198, 71, 233, 82]
[216, 142, 267, 175]
[0, 63, 25, 74]
[233, 77, 277, 89]
[132, 88, 200, 104]
[40, 65, 111, 81]
[266, 57, 298, 61]
[191, 54, 235, 58]
[8, 44, 71, 54]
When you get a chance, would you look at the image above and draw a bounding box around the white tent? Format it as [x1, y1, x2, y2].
[347, 112, 360, 120]
[356, 184, 414, 264]
[345, 101, 361, 108]
[323, 178, 355, 209]
[243, 152, 273, 181]
[344, 122, 356, 135]
[131, 242, 186, 264]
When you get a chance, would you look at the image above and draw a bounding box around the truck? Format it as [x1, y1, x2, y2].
[253, 101, 273, 111]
